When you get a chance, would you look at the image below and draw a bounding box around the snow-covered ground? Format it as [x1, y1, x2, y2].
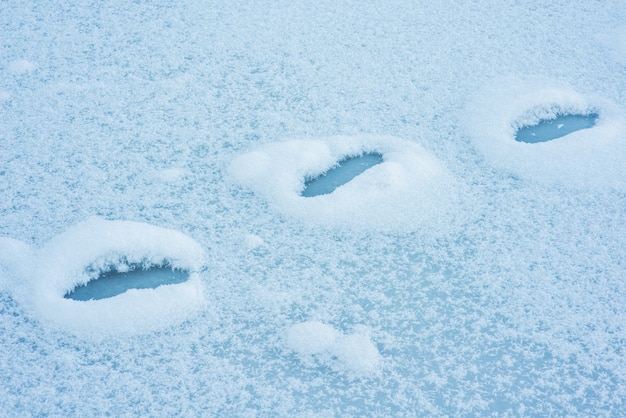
[1, 1, 625, 415]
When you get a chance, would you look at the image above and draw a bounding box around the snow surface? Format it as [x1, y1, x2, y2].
[1, 0, 626, 416]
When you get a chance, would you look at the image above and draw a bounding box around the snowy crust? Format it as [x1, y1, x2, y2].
[464, 76, 626, 189]
[1, 218, 205, 338]
[229, 135, 458, 231]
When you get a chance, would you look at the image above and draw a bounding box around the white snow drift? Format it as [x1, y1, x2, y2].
[229, 135, 459, 232]
[1, 218, 205, 338]
[464, 76, 626, 189]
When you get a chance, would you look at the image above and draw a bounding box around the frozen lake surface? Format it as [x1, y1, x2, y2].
[301, 153, 384, 197]
[65, 266, 190, 301]
[1, 1, 626, 416]
[515, 113, 598, 143]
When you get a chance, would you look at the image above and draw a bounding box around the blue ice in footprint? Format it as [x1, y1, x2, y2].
[301, 153, 384, 197]
[515, 113, 598, 143]
[65, 265, 189, 301]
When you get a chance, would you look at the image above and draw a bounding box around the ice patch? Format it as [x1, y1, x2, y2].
[515, 113, 598, 143]
[3, 218, 205, 338]
[286, 321, 381, 377]
[7, 59, 36, 75]
[301, 153, 384, 197]
[0, 90, 10, 102]
[64, 265, 190, 301]
[229, 135, 458, 232]
[463, 77, 626, 189]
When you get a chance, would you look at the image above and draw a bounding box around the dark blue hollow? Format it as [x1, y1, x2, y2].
[64, 266, 189, 301]
[515, 113, 598, 143]
[301, 153, 384, 197]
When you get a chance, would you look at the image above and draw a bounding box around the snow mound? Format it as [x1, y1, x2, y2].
[286, 321, 340, 356]
[4, 218, 205, 338]
[244, 234, 264, 251]
[229, 135, 458, 232]
[286, 321, 381, 377]
[464, 77, 626, 189]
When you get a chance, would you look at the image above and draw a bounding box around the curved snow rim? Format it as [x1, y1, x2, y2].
[31, 218, 205, 337]
[464, 76, 626, 189]
[229, 135, 458, 232]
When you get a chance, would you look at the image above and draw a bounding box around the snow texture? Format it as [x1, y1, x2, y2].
[1, 0, 626, 416]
